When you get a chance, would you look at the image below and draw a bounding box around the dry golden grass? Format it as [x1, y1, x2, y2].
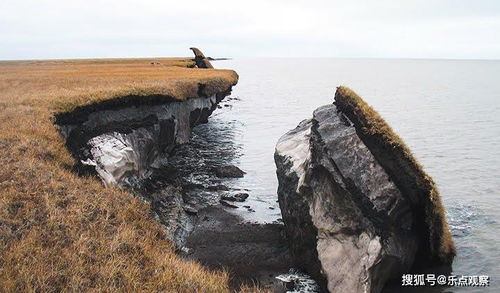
[0, 58, 251, 292]
[334, 86, 456, 266]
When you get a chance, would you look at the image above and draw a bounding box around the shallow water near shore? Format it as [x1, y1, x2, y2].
[169, 58, 500, 291]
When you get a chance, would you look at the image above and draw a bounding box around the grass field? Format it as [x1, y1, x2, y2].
[0, 58, 249, 292]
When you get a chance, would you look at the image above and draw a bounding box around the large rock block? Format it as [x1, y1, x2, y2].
[275, 86, 455, 292]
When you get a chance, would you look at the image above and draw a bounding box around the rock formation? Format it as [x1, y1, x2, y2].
[56, 87, 234, 188]
[190, 47, 214, 69]
[55, 75, 237, 248]
[275, 86, 455, 292]
[214, 164, 246, 178]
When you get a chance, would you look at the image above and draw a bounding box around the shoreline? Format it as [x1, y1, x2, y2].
[47, 56, 292, 290]
[1, 56, 464, 292]
[0, 57, 247, 292]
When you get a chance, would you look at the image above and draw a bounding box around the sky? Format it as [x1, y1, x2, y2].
[1, 0, 499, 60]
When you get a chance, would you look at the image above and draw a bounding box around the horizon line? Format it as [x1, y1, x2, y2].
[1, 56, 499, 62]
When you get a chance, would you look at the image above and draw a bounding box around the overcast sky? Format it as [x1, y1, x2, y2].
[1, 0, 499, 60]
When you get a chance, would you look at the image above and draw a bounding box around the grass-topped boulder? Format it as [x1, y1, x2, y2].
[275, 86, 455, 292]
[335, 86, 455, 267]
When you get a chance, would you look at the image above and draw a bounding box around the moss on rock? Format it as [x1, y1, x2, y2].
[334, 86, 455, 267]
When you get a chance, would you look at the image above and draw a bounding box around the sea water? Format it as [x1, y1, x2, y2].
[187, 58, 500, 292]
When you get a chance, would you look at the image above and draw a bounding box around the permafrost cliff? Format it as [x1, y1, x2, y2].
[54, 58, 455, 292]
[56, 92, 229, 188]
[55, 48, 225, 189]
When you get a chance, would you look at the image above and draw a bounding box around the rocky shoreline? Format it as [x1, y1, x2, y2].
[0, 54, 242, 292]
[55, 59, 455, 292]
[54, 66, 296, 289]
[54, 80, 239, 240]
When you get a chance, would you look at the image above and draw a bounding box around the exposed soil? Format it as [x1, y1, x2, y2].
[183, 205, 292, 291]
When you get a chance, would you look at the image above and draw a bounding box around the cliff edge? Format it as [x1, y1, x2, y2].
[0, 55, 239, 291]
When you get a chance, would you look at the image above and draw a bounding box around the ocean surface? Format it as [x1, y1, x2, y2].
[187, 58, 500, 292]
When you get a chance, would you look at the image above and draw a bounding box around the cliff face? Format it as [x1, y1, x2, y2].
[56, 89, 232, 188]
[275, 87, 455, 293]
[0, 56, 241, 292]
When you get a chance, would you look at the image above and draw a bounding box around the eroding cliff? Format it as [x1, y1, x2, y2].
[56, 91, 229, 188]
[275, 86, 455, 292]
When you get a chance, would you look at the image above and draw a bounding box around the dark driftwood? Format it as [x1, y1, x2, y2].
[190, 47, 214, 69]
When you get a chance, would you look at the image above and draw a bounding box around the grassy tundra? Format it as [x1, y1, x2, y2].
[0, 58, 247, 292]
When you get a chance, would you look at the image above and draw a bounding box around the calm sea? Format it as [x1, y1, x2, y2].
[190, 58, 500, 292]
